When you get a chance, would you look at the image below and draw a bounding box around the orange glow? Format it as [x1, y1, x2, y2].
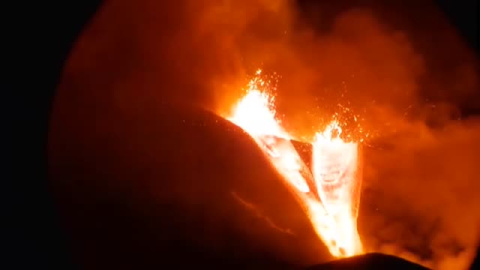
[224, 70, 363, 258]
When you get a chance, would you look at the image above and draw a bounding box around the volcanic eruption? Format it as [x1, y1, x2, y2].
[223, 70, 363, 258]
[47, 0, 480, 269]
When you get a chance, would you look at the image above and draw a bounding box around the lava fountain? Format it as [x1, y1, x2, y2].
[223, 70, 363, 258]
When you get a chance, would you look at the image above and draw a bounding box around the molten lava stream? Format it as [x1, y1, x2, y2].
[312, 124, 363, 257]
[224, 71, 363, 258]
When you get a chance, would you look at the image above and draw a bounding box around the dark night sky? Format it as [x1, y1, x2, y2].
[436, 0, 478, 50]
[6, 1, 479, 269]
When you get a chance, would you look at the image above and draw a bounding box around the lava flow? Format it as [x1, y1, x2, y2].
[223, 70, 363, 258]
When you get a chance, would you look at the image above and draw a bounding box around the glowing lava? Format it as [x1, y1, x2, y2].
[224, 70, 363, 258]
[312, 122, 363, 257]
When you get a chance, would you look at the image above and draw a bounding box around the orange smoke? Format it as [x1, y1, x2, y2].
[224, 70, 363, 257]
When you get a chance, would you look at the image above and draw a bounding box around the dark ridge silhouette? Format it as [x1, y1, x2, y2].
[48, 100, 332, 268]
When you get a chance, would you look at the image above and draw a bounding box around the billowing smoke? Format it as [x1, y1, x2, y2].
[58, 0, 480, 269]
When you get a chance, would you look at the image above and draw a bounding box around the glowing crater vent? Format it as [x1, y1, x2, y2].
[224, 70, 363, 258]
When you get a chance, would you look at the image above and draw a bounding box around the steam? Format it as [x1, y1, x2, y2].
[62, 0, 480, 269]
[361, 120, 480, 269]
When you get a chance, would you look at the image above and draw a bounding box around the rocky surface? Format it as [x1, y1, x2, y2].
[48, 98, 333, 268]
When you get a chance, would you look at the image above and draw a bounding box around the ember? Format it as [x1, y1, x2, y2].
[223, 70, 363, 258]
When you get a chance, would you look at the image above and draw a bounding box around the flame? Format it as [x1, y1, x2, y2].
[224, 70, 363, 258]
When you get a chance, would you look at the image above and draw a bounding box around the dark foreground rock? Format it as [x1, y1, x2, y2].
[48, 93, 333, 269]
[306, 253, 430, 270]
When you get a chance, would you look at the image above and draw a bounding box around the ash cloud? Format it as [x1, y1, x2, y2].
[60, 0, 480, 269]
